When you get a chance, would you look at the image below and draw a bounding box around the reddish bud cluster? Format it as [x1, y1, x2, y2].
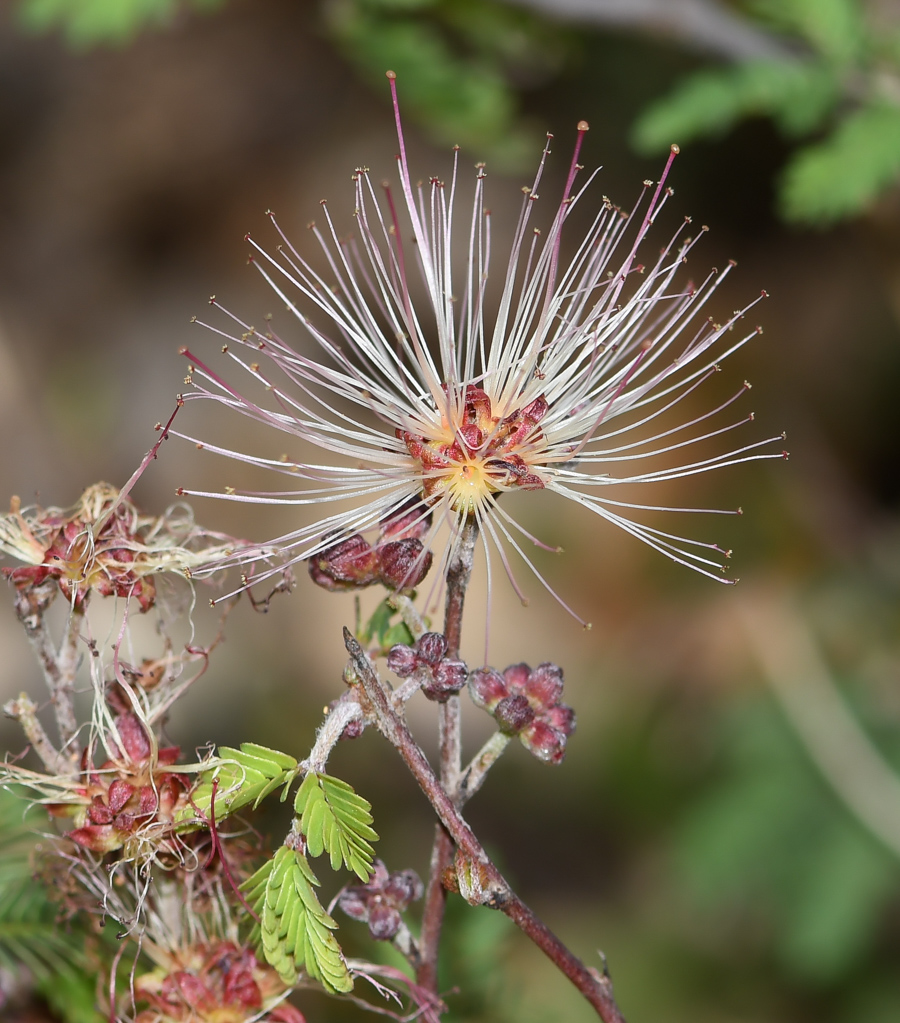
[50, 711, 192, 855]
[387, 632, 467, 702]
[135, 940, 305, 1023]
[338, 860, 424, 941]
[468, 662, 576, 764]
[308, 498, 434, 593]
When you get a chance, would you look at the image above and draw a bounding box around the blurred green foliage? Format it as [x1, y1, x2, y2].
[321, 0, 565, 167]
[16, 0, 224, 47]
[25, 0, 900, 221]
[0, 789, 101, 1023]
[675, 695, 900, 983]
[633, 0, 900, 224]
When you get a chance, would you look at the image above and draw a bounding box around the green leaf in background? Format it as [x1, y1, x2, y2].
[323, 0, 545, 168]
[17, 0, 225, 48]
[294, 771, 378, 881]
[632, 60, 839, 153]
[780, 102, 900, 223]
[242, 844, 353, 993]
[747, 0, 866, 65]
[675, 698, 900, 983]
[0, 789, 102, 1023]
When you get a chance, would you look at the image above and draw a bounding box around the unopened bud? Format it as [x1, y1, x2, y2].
[308, 534, 379, 590]
[367, 900, 402, 941]
[377, 538, 433, 590]
[422, 657, 468, 703]
[387, 644, 419, 677]
[546, 702, 576, 736]
[416, 632, 447, 666]
[524, 662, 564, 708]
[468, 667, 508, 711]
[521, 719, 568, 764]
[384, 869, 424, 907]
[494, 693, 535, 734]
[380, 496, 432, 541]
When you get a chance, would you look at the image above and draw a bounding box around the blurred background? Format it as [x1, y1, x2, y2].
[1, 1, 900, 1021]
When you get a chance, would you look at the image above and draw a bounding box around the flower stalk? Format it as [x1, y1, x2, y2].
[342, 627, 627, 1022]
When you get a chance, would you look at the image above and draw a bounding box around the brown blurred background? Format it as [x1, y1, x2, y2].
[2, 2, 900, 1021]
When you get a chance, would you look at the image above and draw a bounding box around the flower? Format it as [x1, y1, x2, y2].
[175, 72, 785, 623]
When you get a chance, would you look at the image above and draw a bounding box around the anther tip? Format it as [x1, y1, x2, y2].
[670, 143, 680, 154]
[386, 69, 397, 80]
[577, 120, 590, 132]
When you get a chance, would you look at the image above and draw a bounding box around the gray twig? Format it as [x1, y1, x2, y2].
[500, 0, 796, 61]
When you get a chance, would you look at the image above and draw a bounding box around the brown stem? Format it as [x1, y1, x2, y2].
[3, 693, 66, 773]
[345, 630, 626, 1022]
[56, 602, 85, 754]
[13, 580, 79, 763]
[417, 517, 478, 993]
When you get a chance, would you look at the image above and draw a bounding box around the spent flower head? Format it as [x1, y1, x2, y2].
[176, 72, 785, 626]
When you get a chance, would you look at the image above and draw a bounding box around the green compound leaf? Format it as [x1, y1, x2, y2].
[780, 103, 900, 224]
[242, 845, 353, 994]
[175, 743, 299, 829]
[294, 772, 378, 881]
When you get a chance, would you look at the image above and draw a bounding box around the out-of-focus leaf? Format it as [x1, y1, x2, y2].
[17, 0, 225, 48]
[0, 789, 101, 1022]
[675, 698, 900, 984]
[747, 0, 866, 64]
[323, 0, 538, 168]
[632, 60, 839, 153]
[779, 822, 896, 980]
[780, 103, 900, 223]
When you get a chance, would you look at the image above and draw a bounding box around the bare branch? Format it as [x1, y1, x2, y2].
[344, 628, 627, 1023]
[3, 693, 67, 774]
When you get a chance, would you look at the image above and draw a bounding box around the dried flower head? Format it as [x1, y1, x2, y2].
[0, 483, 238, 610]
[176, 73, 785, 624]
[134, 940, 305, 1023]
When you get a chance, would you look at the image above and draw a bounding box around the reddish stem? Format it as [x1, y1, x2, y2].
[344, 628, 627, 1023]
[417, 517, 478, 993]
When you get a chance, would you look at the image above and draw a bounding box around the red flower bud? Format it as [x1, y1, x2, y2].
[368, 900, 402, 941]
[308, 534, 379, 590]
[416, 632, 447, 666]
[380, 496, 432, 541]
[387, 644, 419, 677]
[468, 668, 508, 711]
[524, 662, 564, 709]
[494, 693, 535, 735]
[520, 719, 568, 764]
[502, 662, 532, 692]
[423, 658, 468, 702]
[377, 538, 432, 590]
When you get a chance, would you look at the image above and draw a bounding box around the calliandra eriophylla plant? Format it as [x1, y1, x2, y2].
[148, 71, 784, 1021]
[175, 74, 785, 628]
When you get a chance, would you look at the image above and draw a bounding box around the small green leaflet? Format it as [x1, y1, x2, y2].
[294, 772, 378, 881]
[175, 743, 299, 828]
[241, 845, 352, 994]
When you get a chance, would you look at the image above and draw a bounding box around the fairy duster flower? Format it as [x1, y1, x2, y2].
[176, 72, 785, 623]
